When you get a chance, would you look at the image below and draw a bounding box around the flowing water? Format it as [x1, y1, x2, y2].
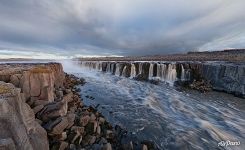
[62, 61, 245, 150]
[1, 60, 244, 150]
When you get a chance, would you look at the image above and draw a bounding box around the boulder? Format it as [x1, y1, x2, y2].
[63, 92, 73, 103]
[50, 116, 69, 135]
[80, 115, 90, 126]
[66, 113, 76, 128]
[38, 100, 67, 121]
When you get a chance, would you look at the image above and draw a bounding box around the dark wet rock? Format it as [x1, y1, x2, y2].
[149, 79, 160, 85]
[49, 117, 69, 135]
[141, 140, 156, 150]
[33, 104, 44, 114]
[37, 100, 67, 121]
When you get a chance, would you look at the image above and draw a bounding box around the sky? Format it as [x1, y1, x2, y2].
[0, 0, 245, 59]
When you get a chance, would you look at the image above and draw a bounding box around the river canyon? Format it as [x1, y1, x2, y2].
[0, 60, 244, 150]
[63, 60, 245, 149]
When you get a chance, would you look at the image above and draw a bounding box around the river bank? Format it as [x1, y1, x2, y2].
[0, 63, 154, 150]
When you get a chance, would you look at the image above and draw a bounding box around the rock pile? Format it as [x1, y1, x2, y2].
[189, 79, 212, 93]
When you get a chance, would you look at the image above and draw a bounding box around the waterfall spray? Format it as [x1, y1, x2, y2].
[149, 63, 154, 79]
[130, 64, 136, 78]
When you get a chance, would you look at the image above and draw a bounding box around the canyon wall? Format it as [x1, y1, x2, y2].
[0, 63, 64, 150]
[81, 61, 245, 98]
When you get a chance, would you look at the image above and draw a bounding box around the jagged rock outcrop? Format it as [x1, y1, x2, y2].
[186, 62, 245, 98]
[0, 81, 49, 150]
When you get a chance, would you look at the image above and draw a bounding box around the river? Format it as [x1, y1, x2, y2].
[62, 60, 245, 150]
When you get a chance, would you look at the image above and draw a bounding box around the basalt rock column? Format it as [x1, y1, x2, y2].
[0, 81, 48, 150]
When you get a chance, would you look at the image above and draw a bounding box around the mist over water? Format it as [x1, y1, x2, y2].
[61, 60, 245, 150]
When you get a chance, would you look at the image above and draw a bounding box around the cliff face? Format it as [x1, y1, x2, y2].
[0, 63, 65, 102]
[187, 63, 245, 97]
[0, 63, 64, 150]
[81, 61, 245, 98]
[0, 82, 48, 150]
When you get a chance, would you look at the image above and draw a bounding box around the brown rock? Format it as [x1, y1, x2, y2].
[63, 92, 73, 103]
[70, 126, 84, 144]
[65, 88, 72, 94]
[71, 126, 85, 134]
[89, 136, 96, 145]
[51, 117, 69, 135]
[57, 132, 67, 141]
[80, 115, 90, 126]
[90, 113, 96, 122]
[58, 141, 69, 150]
[38, 100, 67, 121]
[66, 113, 76, 128]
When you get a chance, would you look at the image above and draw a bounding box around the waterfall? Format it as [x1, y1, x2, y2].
[96, 62, 101, 70]
[112, 64, 115, 73]
[80, 61, 178, 84]
[149, 63, 154, 79]
[181, 64, 185, 81]
[166, 64, 177, 82]
[106, 63, 110, 72]
[122, 66, 127, 77]
[139, 63, 143, 74]
[130, 64, 136, 78]
[161, 64, 167, 80]
[157, 64, 161, 78]
[115, 64, 121, 76]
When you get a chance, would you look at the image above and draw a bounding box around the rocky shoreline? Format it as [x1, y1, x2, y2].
[0, 63, 155, 150]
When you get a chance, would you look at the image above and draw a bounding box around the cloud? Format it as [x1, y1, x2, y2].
[0, 0, 244, 57]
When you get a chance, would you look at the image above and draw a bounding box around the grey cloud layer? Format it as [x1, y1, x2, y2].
[0, 0, 244, 56]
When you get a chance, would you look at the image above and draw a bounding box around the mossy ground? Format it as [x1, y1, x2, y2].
[30, 66, 52, 74]
[0, 85, 11, 94]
